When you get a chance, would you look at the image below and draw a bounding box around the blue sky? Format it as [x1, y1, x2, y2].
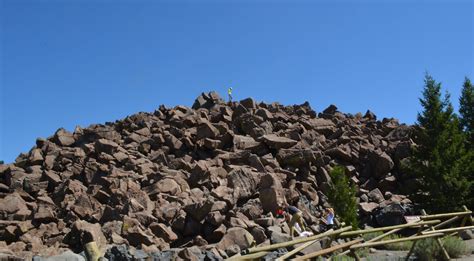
[1, 0, 473, 163]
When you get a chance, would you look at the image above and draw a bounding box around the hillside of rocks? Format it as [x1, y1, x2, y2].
[0, 92, 416, 260]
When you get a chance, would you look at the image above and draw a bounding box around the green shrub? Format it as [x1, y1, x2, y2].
[327, 166, 358, 228]
[413, 238, 441, 261]
[413, 236, 470, 261]
[442, 236, 470, 258]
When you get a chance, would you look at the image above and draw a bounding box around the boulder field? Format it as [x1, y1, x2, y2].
[0, 92, 415, 260]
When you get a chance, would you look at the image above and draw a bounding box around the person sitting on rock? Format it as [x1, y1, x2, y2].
[276, 205, 306, 238]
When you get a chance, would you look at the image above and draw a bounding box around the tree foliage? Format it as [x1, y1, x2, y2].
[406, 74, 471, 212]
[460, 77, 474, 147]
[327, 166, 358, 228]
[459, 77, 474, 209]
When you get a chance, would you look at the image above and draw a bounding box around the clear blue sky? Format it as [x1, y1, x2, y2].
[1, 0, 473, 163]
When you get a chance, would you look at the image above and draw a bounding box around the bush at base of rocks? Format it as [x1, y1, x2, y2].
[413, 236, 470, 261]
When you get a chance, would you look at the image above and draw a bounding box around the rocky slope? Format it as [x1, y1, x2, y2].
[0, 92, 415, 260]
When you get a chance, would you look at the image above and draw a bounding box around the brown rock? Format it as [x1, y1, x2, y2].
[95, 138, 119, 154]
[184, 197, 214, 221]
[196, 122, 219, 140]
[150, 223, 178, 242]
[54, 128, 75, 146]
[144, 178, 181, 196]
[233, 135, 261, 150]
[206, 211, 225, 226]
[359, 202, 379, 215]
[259, 173, 286, 214]
[369, 150, 394, 179]
[29, 149, 44, 165]
[262, 134, 297, 149]
[368, 188, 384, 203]
[309, 118, 336, 135]
[217, 227, 255, 251]
[227, 168, 258, 201]
[65, 220, 107, 253]
[33, 205, 56, 223]
[0, 193, 31, 221]
[239, 97, 257, 109]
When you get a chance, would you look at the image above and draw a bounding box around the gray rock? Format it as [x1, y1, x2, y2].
[105, 245, 133, 261]
[375, 203, 406, 226]
[262, 248, 288, 261]
[459, 229, 474, 240]
[33, 251, 86, 261]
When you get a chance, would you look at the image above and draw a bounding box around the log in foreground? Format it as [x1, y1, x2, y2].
[339, 219, 440, 237]
[336, 223, 408, 258]
[350, 233, 444, 249]
[421, 225, 474, 235]
[420, 211, 472, 220]
[241, 226, 352, 255]
[276, 240, 318, 261]
[293, 238, 363, 261]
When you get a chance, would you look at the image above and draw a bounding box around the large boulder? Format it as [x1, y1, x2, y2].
[233, 135, 261, 150]
[95, 138, 119, 154]
[150, 223, 178, 242]
[262, 134, 297, 149]
[144, 178, 181, 196]
[192, 91, 224, 109]
[368, 150, 394, 179]
[0, 193, 31, 221]
[54, 128, 75, 147]
[217, 227, 255, 251]
[374, 203, 407, 226]
[227, 168, 259, 201]
[259, 174, 287, 214]
[359, 202, 379, 215]
[64, 220, 107, 255]
[196, 122, 220, 140]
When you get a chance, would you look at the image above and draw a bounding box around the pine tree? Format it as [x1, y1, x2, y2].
[406, 74, 471, 212]
[459, 77, 474, 147]
[458, 77, 474, 209]
[327, 166, 358, 228]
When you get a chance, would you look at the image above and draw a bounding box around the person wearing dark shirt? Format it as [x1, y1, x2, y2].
[276, 205, 306, 238]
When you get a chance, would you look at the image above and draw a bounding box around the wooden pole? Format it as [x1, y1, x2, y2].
[405, 214, 427, 261]
[339, 219, 440, 237]
[420, 210, 472, 220]
[241, 226, 352, 255]
[419, 209, 450, 261]
[335, 224, 407, 258]
[275, 240, 318, 261]
[350, 233, 444, 249]
[424, 215, 461, 231]
[422, 225, 474, 235]
[451, 205, 470, 237]
[293, 238, 363, 261]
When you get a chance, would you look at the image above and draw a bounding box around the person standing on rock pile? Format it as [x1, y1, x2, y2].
[276, 205, 307, 238]
[228, 87, 233, 102]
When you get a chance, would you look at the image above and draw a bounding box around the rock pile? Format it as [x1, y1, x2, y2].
[0, 92, 415, 260]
